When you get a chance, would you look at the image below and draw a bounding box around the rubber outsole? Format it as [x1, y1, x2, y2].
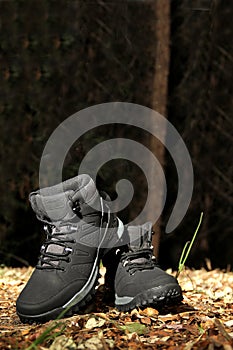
[115, 283, 183, 312]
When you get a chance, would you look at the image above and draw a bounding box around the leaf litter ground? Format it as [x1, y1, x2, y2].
[0, 266, 233, 349]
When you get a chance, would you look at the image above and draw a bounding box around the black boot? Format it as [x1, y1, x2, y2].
[114, 222, 183, 311]
[16, 174, 124, 323]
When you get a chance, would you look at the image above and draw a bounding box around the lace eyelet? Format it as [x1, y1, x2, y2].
[72, 201, 81, 213]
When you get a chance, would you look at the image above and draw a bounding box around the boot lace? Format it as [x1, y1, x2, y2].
[36, 222, 77, 270]
[121, 248, 158, 275]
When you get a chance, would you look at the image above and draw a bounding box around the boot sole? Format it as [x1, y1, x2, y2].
[115, 283, 183, 312]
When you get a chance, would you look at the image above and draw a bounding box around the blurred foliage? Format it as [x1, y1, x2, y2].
[0, 0, 232, 268]
[0, 0, 157, 265]
[160, 0, 233, 269]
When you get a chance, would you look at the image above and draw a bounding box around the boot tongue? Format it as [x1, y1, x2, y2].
[126, 222, 153, 265]
[128, 222, 153, 252]
[30, 190, 75, 222]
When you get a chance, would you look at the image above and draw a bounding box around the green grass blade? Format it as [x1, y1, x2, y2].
[178, 241, 190, 270]
[176, 212, 203, 278]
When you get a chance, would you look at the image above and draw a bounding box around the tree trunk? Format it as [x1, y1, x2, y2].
[149, 0, 170, 257]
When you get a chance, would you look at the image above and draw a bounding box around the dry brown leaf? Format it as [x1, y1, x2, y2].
[139, 307, 159, 318]
[140, 317, 152, 326]
[1, 267, 233, 350]
[85, 317, 106, 329]
[49, 335, 77, 350]
[225, 320, 233, 328]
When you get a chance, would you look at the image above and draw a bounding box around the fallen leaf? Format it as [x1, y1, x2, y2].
[120, 322, 147, 335]
[77, 336, 104, 349]
[225, 320, 233, 328]
[140, 317, 152, 326]
[139, 307, 159, 318]
[2, 266, 233, 350]
[21, 329, 30, 336]
[49, 335, 76, 350]
[166, 323, 184, 330]
[160, 336, 171, 342]
[85, 317, 106, 329]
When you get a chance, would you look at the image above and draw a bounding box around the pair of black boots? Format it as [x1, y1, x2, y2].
[16, 174, 182, 323]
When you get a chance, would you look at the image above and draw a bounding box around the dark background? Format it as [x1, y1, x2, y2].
[0, 0, 232, 270]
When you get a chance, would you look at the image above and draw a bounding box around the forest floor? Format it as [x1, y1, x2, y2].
[0, 266, 233, 350]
